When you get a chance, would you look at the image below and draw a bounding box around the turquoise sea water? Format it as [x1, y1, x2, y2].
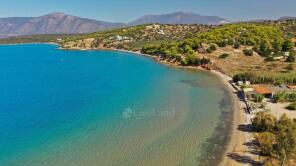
[0, 44, 233, 166]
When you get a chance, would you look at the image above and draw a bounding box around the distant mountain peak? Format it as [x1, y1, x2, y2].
[278, 16, 296, 21]
[48, 12, 67, 15]
[0, 11, 231, 38]
[0, 13, 124, 38]
[129, 11, 230, 25]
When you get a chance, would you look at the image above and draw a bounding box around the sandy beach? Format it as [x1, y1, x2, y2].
[213, 71, 255, 166]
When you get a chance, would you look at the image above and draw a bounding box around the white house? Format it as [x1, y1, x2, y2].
[245, 81, 251, 85]
[284, 52, 290, 57]
[237, 81, 244, 86]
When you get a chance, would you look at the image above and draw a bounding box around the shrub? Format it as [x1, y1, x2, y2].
[233, 42, 240, 49]
[286, 92, 296, 102]
[206, 48, 213, 53]
[181, 59, 188, 65]
[219, 53, 230, 59]
[217, 40, 227, 47]
[286, 102, 296, 110]
[286, 55, 295, 62]
[233, 73, 254, 82]
[274, 92, 296, 103]
[200, 57, 211, 65]
[253, 94, 265, 103]
[252, 112, 277, 132]
[243, 49, 253, 56]
[207, 44, 217, 53]
[273, 92, 287, 103]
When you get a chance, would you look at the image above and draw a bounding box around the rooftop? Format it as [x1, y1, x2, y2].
[254, 86, 273, 95]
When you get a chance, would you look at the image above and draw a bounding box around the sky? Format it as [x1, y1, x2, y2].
[0, 0, 296, 23]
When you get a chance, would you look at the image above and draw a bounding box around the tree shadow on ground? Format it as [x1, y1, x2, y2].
[237, 124, 255, 133]
[227, 153, 263, 166]
[243, 140, 261, 156]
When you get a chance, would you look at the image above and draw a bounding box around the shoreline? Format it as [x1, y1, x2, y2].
[212, 71, 247, 166]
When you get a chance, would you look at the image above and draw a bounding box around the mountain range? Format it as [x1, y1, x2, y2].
[1, 12, 295, 38]
[0, 12, 232, 38]
[129, 11, 230, 26]
[0, 13, 124, 38]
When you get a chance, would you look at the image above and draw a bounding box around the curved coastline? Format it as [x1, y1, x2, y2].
[3, 43, 243, 165]
[58, 45, 242, 166]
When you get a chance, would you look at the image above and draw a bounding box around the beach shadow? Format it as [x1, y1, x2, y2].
[244, 140, 261, 156]
[238, 124, 254, 133]
[243, 140, 258, 147]
[227, 153, 263, 166]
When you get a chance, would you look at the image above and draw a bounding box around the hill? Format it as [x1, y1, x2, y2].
[0, 13, 124, 38]
[129, 11, 230, 25]
[59, 20, 296, 84]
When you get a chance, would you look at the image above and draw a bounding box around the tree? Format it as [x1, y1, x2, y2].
[258, 42, 271, 57]
[282, 40, 294, 52]
[274, 128, 296, 166]
[255, 132, 275, 156]
[276, 114, 295, 132]
[253, 114, 296, 165]
[243, 49, 254, 56]
[233, 42, 240, 49]
[273, 114, 296, 166]
[252, 112, 277, 132]
[273, 40, 283, 53]
[183, 45, 195, 56]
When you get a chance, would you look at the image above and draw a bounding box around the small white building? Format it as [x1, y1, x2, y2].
[157, 30, 165, 35]
[237, 81, 244, 86]
[245, 81, 251, 86]
[273, 56, 284, 60]
[109, 35, 132, 41]
[284, 52, 290, 57]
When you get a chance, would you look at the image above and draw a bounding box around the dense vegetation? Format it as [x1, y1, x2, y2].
[252, 112, 296, 165]
[195, 24, 283, 48]
[273, 92, 296, 103]
[141, 23, 292, 67]
[233, 72, 296, 85]
[142, 40, 210, 65]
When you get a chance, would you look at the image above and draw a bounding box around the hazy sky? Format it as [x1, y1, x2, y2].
[1, 0, 296, 22]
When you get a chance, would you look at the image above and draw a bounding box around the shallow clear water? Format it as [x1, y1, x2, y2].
[0, 44, 232, 166]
